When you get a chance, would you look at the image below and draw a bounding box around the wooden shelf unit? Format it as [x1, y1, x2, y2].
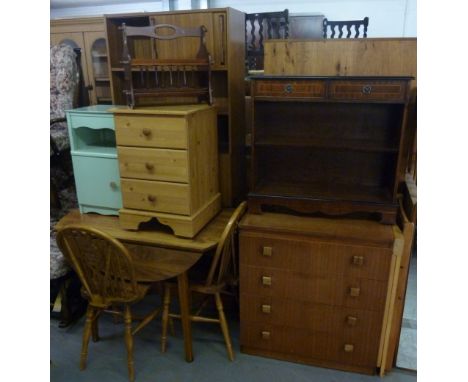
[248, 76, 412, 224]
[104, 8, 246, 207]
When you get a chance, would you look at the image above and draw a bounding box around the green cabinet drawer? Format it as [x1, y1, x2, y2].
[71, 155, 122, 215]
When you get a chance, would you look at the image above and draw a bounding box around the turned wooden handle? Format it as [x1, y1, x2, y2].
[145, 162, 154, 171]
[142, 128, 151, 137]
[261, 276, 272, 286]
[261, 331, 270, 340]
[262, 246, 272, 257]
[352, 255, 364, 266]
[349, 287, 361, 297]
[261, 304, 271, 314]
[344, 344, 354, 353]
[109, 181, 117, 190]
[346, 316, 357, 326]
[147, 194, 157, 203]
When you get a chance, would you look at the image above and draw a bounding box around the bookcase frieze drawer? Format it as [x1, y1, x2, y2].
[120, 178, 190, 215]
[115, 115, 187, 149]
[118, 147, 189, 183]
[240, 232, 392, 281]
[254, 80, 326, 99]
[240, 265, 388, 311]
[240, 293, 384, 337]
[328, 80, 407, 102]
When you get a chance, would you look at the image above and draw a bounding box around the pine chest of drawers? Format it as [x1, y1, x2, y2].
[111, 105, 221, 238]
[66, 105, 122, 215]
[239, 213, 403, 375]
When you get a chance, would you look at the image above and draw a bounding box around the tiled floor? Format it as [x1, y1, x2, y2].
[51, 295, 417, 382]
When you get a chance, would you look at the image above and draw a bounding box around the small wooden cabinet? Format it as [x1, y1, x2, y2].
[66, 105, 122, 215]
[248, 76, 413, 224]
[51, 18, 112, 105]
[111, 105, 220, 238]
[239, 212, 403, 374]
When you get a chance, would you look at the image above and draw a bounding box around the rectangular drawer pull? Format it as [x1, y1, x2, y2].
[261, 331, 271, 340]
[261, 304, 271, 314]
[349, 287, 361, 297]
[262, 246, 273, 257]
[262, 276, 272, 286]
[352, 256, 364, 266]
[346, 316, 358, 326]
[344, 344, 354, 353]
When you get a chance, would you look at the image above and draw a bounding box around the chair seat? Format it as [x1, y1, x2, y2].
[81, 282, 151, 309]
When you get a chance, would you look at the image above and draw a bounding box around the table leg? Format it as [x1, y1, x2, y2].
[177, 271, 193, 362]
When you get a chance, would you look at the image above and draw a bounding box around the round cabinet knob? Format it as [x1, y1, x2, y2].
[344, 344, 354, 353]
[142, 128, 151, 137]
[362, 85, 372, 95]
[147, 194, 157, 203]
[284, 84, 293, 94]
[145, 162, 154, 171]
[109, 181, 118, 190]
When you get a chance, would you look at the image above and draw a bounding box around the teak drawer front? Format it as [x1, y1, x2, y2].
[120, 178, 190, 215]
[240, 294, 383, 338]
[115, 115, 187, 149]
[254, 80, 326, 99]
[240, 265, 387, 311]
[241, 322, 380, 368]
[118, 147, 189, 183]
[329, 80, 407, 102]
[240, 232, 392, 281]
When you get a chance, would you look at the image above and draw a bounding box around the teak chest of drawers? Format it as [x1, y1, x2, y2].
[111, 105, 221, 238]
[248, 76, 413, 224]
[239, 213, 403, 375]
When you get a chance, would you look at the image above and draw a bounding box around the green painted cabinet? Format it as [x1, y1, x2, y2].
[66, 105, 122, 215]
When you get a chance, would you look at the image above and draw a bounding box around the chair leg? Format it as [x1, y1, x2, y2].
[91, 310, 100, 342]
[215, 292, 234, 361]
[161, 284, 171, 353]
[124, 304, 135, 382]
[80, 305, 94, 370]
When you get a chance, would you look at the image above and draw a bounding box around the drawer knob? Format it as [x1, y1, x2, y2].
[262, 276, 272, 286]
[109, 181, 118, 190]
[284, 84, 293, 94]
[346, 316, 358, 326]
[261, 331, 270, 340]
[349, 287, 361, 297]
[125, 122, 130, 127]
[145, 162, 154, 171]
[142, 128, 151, 137]
[262, 246, 272, 257]
[362, 85, 372, 95]
[261, 304, 271, 314]
[352, 256, 364, 266]
[344, 344, 354, 353]
[147, 194, 157, 203]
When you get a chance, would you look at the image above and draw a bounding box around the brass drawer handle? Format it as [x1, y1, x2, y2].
[262, 276, 272, 286]
[145, 162, 154, 171]
[147, 194, 157, 203]
[261, 331, 270, 340]
[142, 128, 151, 137]
[344, 344, 354, 353]
[284, 84, 293, 94]
[346, 316, 357, 326]
[109, 181, 118, 190]
[262, 246, 272, 257]
[261, 304, 271, 314]
[349, 287, 360, 297]
[362, 85, 372, 95]
[352, 256, 364, 266]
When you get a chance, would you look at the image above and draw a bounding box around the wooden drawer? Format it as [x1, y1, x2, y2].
[240, 294, 384, 337]
[115, 115, 187, 149]
[240, 232, 392, 281]
[328, 80, 407, 102]
[69, 112, 115, 131]
[241, 322, 380, 368]
[118, 147, 189, 183]
[240, 265, 388, 311]
[120, 178, 190, 215]
[254, 80, 326, 99]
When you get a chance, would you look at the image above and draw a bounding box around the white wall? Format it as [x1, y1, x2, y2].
[50, 0, 416, 37]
